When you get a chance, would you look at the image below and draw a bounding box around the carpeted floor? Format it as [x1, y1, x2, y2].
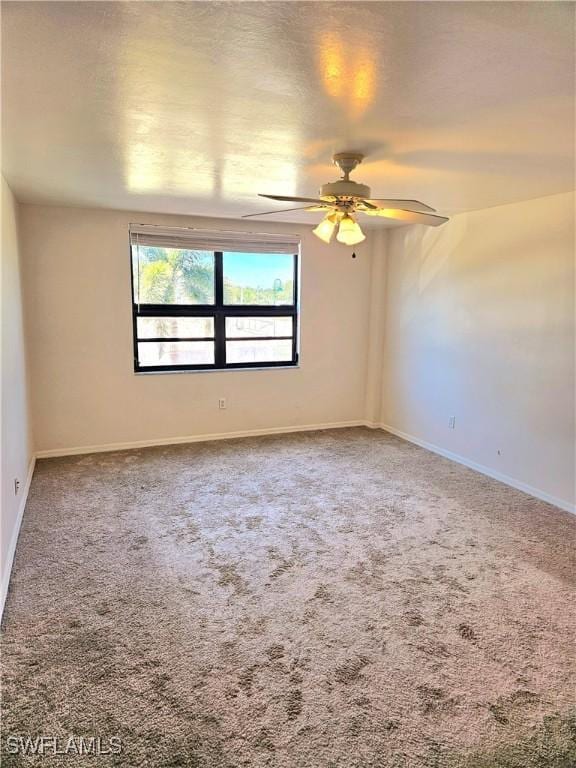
[2, 427, 575, 767]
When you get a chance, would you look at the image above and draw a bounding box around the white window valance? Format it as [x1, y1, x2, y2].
[129, 224, 300, 254]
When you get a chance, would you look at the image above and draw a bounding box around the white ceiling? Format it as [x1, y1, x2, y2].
[2, 1, 574, 225]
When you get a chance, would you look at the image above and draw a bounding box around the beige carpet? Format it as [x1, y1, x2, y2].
[2, 427, 575, 767]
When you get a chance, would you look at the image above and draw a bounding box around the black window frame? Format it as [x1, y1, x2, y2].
[131, 249, 299, 373]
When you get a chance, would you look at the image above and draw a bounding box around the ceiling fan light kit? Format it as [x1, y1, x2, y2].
[335, 214, 366, 246]
[244, 152, 449, 250]
[312, 212, 340, 244]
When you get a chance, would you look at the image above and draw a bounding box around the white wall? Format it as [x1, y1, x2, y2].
[1, 176, 34, 612]
[378, 192, 575, 511]
[20, 205, 372, 454]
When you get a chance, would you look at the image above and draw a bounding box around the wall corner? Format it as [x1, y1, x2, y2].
[363, 227, 389, 426]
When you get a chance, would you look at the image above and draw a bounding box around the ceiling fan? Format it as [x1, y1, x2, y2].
[243, 152, 448, 247]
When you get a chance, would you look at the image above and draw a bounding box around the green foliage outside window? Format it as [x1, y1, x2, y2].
[135, 247, 214, 304]
[223, 279, 294, 306]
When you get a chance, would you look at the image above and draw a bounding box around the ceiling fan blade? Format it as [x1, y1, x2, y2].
[365, 199, 437, 213]
[258, 193, 328, 204]
[364, 208, 448, 227]
[242, 205, 327, 218]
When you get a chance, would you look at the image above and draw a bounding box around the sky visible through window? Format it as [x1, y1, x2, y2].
[223, 252, 293, 289]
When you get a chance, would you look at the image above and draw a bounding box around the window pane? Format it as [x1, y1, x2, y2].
[225, 316, 292, 338]
[223, 252, 294, 305]
[138, 341, 214, 367]
[226, 339, 293, 364]
[132, 246, 215, 304]
[137, 317, 214, 339]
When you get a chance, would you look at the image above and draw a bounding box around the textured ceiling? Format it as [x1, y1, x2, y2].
[2, 1, 574, 224]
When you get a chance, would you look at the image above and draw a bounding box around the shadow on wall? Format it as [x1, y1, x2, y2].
[393, 214, 470, 326]
[417, 215, 470, 294]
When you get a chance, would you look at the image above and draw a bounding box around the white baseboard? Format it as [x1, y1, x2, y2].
[1, 456, 36, 621]
[35, 420, 366, 459]
[35, 422, 575, 514]
[375, 422, 575, 515]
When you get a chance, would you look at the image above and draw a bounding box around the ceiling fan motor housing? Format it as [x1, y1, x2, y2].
[321, 152, 370, 200]
[320, 180, 372, 200]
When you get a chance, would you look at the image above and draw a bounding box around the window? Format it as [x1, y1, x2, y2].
[130, 226, 299, 372]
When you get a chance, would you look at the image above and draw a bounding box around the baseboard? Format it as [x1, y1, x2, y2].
[0, 456, 36, 621]
[35, 421, 366, 459]
[375, 423, 575, 515]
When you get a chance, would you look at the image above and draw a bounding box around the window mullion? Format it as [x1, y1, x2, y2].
[214, 313, 226, 367]
[214, 252, 226, 367]
[215, 251, 224, 306]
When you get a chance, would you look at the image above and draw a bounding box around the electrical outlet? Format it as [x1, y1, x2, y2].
[218, 398, 226, 410]
[448, 416, 456, 429]
[14, 478, 20, 495]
